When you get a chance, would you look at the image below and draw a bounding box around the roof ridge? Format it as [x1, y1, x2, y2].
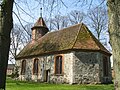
[71, 23, 83, 49]
[42, 23, 83, 35]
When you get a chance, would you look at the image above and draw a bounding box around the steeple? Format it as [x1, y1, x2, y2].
[31, 17, 49, 41]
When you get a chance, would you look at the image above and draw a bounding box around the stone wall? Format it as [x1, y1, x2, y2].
[73, 52, 101, 84]
[16, 52, 74, 84]
[16, 51, 112, 84]
[72, 51, 112, 84]
[49, 52, 74, 84]
[99, 53, 112, 83]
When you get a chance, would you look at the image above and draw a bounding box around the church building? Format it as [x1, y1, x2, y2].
[15, 17, 112, 84]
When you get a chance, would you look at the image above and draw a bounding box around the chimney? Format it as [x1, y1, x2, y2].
[31, 17, 49, 41]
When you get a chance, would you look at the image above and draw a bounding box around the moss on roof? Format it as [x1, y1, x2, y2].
[16, 23, 111, 59]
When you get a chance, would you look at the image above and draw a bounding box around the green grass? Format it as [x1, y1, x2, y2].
[6, 79, 114, 90]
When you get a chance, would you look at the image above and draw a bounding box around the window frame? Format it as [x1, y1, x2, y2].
[54, 55, 64, 75]
[21, 60, 26, 75]
[103, 56, 109, 77]
[33, 58, 39, 75]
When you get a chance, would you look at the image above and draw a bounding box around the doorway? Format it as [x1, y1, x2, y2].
[44, 70, 49, 82]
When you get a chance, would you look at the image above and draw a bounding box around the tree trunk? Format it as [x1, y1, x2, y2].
[0, 0, 14, 89]
[107, 0, 120, 90]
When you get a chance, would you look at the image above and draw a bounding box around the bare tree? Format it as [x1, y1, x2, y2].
[87, 6, 108, 41]
[50, 10, 85, 31]
[0, 0, 14, 89]
[50, 15, 69, 30]
[107, 0, 120, 90]
[9, 23, 32, 63]
[9, 25, 23, 62]
[68, 10, 85, 25]
[23, 23, 32, 43]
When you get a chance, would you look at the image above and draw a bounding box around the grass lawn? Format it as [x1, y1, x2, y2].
[6, 79, 114, 90]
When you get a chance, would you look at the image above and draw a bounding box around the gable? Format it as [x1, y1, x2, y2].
[73, 24, 110, 54]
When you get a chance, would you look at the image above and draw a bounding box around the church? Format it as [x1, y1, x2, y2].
[15, 17, 112, 84]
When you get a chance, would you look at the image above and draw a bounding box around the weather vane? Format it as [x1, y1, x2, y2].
[40, 8, 42, 17]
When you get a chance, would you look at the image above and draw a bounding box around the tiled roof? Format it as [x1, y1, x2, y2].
[16, 23, 111, 59]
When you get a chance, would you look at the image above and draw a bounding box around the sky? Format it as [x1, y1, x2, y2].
[13, 0, 107, 25]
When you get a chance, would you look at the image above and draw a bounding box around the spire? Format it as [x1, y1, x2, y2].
[31, 17, 49, 41]
[32, 7, 47, 29]
[33, 17, 47, 28]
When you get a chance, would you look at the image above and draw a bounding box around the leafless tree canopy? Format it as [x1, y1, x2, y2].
[9, 24, 32, 63]
[87, 6, 108, 41]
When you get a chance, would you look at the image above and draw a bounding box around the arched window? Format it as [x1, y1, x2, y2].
[55, 56, 63, 75]
[21, 60, 26, 75]
[33, 58, 39, 75]
[103, 57, 109, 76]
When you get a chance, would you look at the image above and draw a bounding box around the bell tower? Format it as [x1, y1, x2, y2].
[31, 17, 49, 41]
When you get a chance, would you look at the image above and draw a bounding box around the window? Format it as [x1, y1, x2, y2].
[33, 58, 39, 75]
[103, 57, 109, 76]
[21, 60, 26, 75]
[55, 56, 63, 75]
